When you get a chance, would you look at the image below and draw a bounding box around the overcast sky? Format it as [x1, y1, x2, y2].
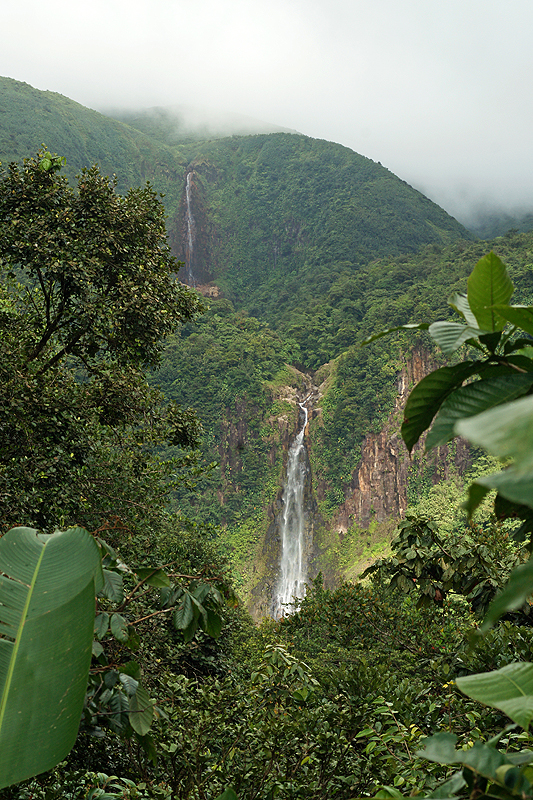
[2, 0, 533, 224]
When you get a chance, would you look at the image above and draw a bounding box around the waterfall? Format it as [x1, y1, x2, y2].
[272, 403, 309, 618]
[185, 172, 195, 285]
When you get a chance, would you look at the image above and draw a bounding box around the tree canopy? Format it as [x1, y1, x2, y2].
[0, 150, 202, 530]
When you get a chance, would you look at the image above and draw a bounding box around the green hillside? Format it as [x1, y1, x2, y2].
[0, 77, 186, 205]
[150, 230, 533, 597]
[170, 133, 474, 311]
[0, 76, 474, 312]
[0, 75, 489, 597]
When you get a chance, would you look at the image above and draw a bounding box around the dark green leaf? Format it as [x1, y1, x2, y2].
[134, 568, 170, 588]
[192, 583, 211, 604]
[481, 558, 533, 632]
[92, 641, 104, 658]
[99, 569, 124, 603]
[128, 683, 154, 736]
[462, 482, 492, 517]
[173, 593, 194, 630]
[203, 608, 223, 639]
[215, 788, 239, 800]
[137, 732, 157, 767]
[401, 362, 481, 452]
[94, 612, 109, 640]
[119, 673, 139, 696]
[119, 661, 141, 680]
[467, 252, 514, 332]
[110, 613, 129, 643]
[426, 373, 533, 451]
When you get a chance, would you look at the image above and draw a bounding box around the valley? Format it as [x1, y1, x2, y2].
[3, 75, 533, 799]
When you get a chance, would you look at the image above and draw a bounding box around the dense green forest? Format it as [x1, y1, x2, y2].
[3, 79, 533, 799]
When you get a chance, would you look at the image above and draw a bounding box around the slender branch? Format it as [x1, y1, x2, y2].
[495, 357, 528, 374]
[131, 607, 175, 625]
[36, 325, 88, 374]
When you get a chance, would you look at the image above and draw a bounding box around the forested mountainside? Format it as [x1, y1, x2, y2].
[3, 75, 531, 609]
[153, 231, 533, 608]
[6, 78, 533, 800]
[163, 132, 474, 305]
[0, 77, 185, 206]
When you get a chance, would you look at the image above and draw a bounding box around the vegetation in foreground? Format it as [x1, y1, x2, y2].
[2, 152, 533, 799]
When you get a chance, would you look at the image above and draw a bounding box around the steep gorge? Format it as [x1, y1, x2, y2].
[227, 348, 473, 618]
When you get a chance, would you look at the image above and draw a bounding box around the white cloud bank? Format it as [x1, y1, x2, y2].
[2, 0, 533, 223]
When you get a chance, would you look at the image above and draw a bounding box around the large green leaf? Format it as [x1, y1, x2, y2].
[491, 304, 533, 337]
[173, 593, 194, 630]
[428, 321, 483, 355]
[467, 252, 514, 332]
[456, 662, 533, 731]
[448, 292, 479, 328]
[0, 527, 102, 788]
[426, 373, 533, 451]
[481, 557, 533, 632]
[128, 683, 154, 736]
[100, 568, 124, 603]
[401, 362, 481, 452]
[457, 395, 533, 511]
[455, 394, 533, 470]
[418, 731, 511, 777]
[475, 469, 533, 511]
[134, 567, 171, 588]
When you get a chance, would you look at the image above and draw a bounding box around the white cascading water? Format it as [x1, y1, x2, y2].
[272, 403, 309, 618]
[185, 172, 195, 285]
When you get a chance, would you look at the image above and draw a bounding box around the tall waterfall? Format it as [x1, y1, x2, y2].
[273, 403, 309, 618]
[184, 172, 195, 285]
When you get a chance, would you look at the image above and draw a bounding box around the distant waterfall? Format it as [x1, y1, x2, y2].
[273, 403, 308, 618]
[185, 172, 195, 285]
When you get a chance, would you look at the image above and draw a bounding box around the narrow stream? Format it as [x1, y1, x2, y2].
[272, 403, 308, 618]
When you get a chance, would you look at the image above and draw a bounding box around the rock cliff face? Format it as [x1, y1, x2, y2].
[332, 347, 471, 532]
[193, 348, 472, 619]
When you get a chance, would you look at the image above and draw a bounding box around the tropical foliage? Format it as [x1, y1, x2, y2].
[0, 527, 102, 789]
[360, 251, 533, 798]
[0, 148, 202, 531]
[2, 124, 533, 800]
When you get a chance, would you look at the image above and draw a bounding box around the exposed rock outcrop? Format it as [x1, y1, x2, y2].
[334, 347, 472, 531]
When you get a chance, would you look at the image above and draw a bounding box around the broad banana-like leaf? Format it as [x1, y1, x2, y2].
[0, 527, 102, 788]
